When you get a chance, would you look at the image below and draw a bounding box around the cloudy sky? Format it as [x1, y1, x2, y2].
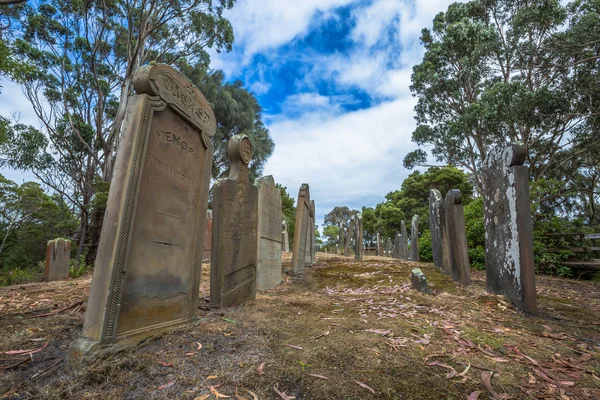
[0, 0, 459, 229]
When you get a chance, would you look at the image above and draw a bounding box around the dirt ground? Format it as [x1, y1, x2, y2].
[1, 254, 599, 399]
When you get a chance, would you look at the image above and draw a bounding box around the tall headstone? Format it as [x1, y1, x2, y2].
[281, 221, 290, 252]
[386, 238, 391, 257]
[393, 234, 401, 259]
[255, 175, 283, 291]
[429, 190, 450, 273]
[400, 221, 409, 259]
[444, 190, 471, 285]
[483, 143, 536, 312]
[68, 64, 215, 367]
[354, 212, 363, 260]
[338, 228, 344, 255]
[291, 184, 311, 275]
[376, 233, 382, 256]
[343, 227, 350, 256]
[45, 238, 71, 281]
[309, 200, 316, 264]
[202, 211, 212, 261]
[410, 215, 419, 261]
[348, 216, 355, 255]
[211, 135, 258, 307]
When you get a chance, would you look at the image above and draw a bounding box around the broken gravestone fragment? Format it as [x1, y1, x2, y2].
[411, 268, 432, 294]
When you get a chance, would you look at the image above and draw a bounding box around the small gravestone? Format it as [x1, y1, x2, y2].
[376, 233, 382, 256]
[411, 268, 432, 294]
[400, 221, 409, 259]
[484, 143, 536, 312]
[386, 238, 391, 257]
[291, 184, 311, 274]
[211, 135, 258, 308]
[255, 175, 282, 290]
[429, 189, 450, 273]
[45, 238, 71, 281]
[444, 190, 471, 285]
[354, 212, 363, 260]
[281, 221, 290, 252]
[343, 227, 350, 256]
[203, 211, 212, 261]
[410, 215, 419, 261]
[68, 64, 216, 368]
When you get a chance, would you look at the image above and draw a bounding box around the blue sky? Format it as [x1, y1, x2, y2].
[0, 0, 458, 229]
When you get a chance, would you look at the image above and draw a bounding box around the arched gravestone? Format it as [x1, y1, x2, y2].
[281, 221, 290, 252]
[255, 175, 283, 290]
[211, 135, 258, 307]
[410, 215, 420, 261]
[444, 190, 471, 285]
[483, 143, 536, 312]
[291, 184, 311, 274]
[68, 64, 215, 367]
[429, 189, 451, 273]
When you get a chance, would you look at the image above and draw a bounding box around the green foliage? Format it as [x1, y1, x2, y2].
[463, 197, 486, 270]
[70, 255, 91, 279]
[322, 225, 340, 248]
[0, 265, 42, 287]
[277, 184, 296, 246]
[418, 230, 433, 262]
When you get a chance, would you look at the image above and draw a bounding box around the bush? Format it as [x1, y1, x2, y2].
[0, 264, 42, 286]
[419, 230, 433, 262]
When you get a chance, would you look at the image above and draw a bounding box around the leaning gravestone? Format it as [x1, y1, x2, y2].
[291, 184, 311, 274]
[211, 135, 259, 307]
[68, 64, 215, 367]
[400, 221, 409, 259]
[45, 238, 71, 281]
[255, 175, 283, 290]
[429, 189, 450, 273]
[444, 190, 471, 285]
[202, 211, 212, 261]
[281, 221, 290, 252]
[354, 212, 364, 260]
[410, 215, 419, 261]
[483, 143, 536, 312]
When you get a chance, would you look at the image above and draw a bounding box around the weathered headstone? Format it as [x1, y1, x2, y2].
[202, 211, 212, 261]
[392, 234, 401, 259]
[411, 268, 432, 294]
[354, 212, 363, 260]
[348, 216, 355, 255]
[291, 184, 311, 274]
[400, 221, 409, 259]
[309, 200, 316, 264]
[68, 64, 215, 367]
[255, 175, 283, 291]
[343, 227, 350, 256]
[483, 143, 536, 312]
[376, 233, 382, 256]
[386, 238, 391, 257]
[410, 215, 419, 261]
[45, 238, 71, 281]
[211, 135, 258, 307]
[444, 190, 471, 285]
[281, 221, 290, 252]
[429, 190, 450, 273]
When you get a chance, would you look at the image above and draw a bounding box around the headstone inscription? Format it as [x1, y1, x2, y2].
[483, 143, 536, 312]
[354, 212, 364, 260]
[400, 221, 409, 260]
[410, 215, 419, 261]
[255, 175, 283, 290]
[210, 135, 258, 307]
[281, 221, 290, 252]
[67, 64, 215, 367]
[45, 238, 71, 281]
[444, 190, 471, 285]
[291, 184, 311, 275]
[429, 190, 450, 273]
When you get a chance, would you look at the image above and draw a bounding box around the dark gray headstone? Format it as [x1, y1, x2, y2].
[444, 190, 471, 285]
[354, 212, 363, 260]
[393, 234, 401, 259]
[376, 233, 382, 256]
[400, 221, 409, 260]
[410, 215, 419, 261]
[483, 143, 536, 312]
[429, 189, 450, 273]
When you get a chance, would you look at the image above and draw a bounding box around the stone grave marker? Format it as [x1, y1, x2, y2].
[255, 175, 282, 290]
[376, 233, 382, 256]
[483, 143, 536, 312]
[400, 221, 409, 260]
[410, 215, 419, 261]
[444, 189, 471, 285]
[354, 212, 363, 260]
[68, 64, 215, 367]
[210, 135, 258, 307]
[45, 238, 71, 281]
[291, 184, 311, 274]
[281, 221, 290, 252]
[343, 227, 350, 256]
[386, 238, 391, 257]
[393, 234, 401, 259]
[202, 211, 212, 261]
[429, 189, 450, 273]
[309, 200, 316, 264]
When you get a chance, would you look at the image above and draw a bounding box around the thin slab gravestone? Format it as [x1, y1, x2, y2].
[255, 175, 283, 291]
[393, 234, 401, 259]
[483, 143, 536, 312]
[386, 238, 391, 257]
[291, 184, 311, 275]
[211, 135, 258, 308]
[376, 233, 382, 256]
[410, 215, 419, 261]
[202, 211, 212, 261]
[429, 189, 451, 273]
[45, 238, 71, 281]
[281, 221, 290, 252]
[348, 216, 355, 256]
[400, 221, 409, 260]
[309, 200, 316, 264]
[354, 212, 364, 260]
[343, 227, 350, 256]
[67, 64, 216, 368]
[444, 190, 471, 285]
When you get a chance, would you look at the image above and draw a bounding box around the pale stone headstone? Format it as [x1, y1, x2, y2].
[291, 184, 311, 274]
[343, 227, 350, 256]
[444, 190, 471, 285]
[400, 221, 409, 260]
[376, 233, 382, 256]
[255, 175, 283, 291]
[386, 238, 391, 257]
[211, 135, 258, 308]
[429, 190, 450, 273]
[281, 221, 290, 252]
[354, 212, 364, 260]
[309, 200, 316, 264]
[68, 64, 215, 367]
[484, 143, 536, 312]
[410, 215, 419, 261]
[203, 211, 212, 261]
[348, 216, 355, 255]
[45, 238, 71, 281]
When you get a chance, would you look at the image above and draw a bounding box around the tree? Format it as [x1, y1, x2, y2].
[324, 206, 355, 229]
[278, 184, 296, 245]
[1, 0, 236, 262]
[322, 225, 339, 248]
